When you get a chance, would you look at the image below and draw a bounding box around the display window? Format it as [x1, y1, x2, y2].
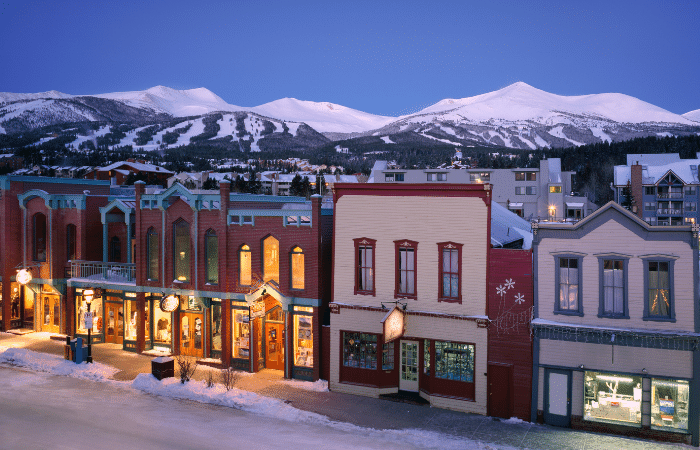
[22, 285, 34, 326]
[210, 301, 222, 352]
[10, 282, 20, 320]
[382, 343, 394, 370]
[233, 310, 250, 359]
[651, 378, 689, 432]
[434, 341, 474, 382]
[293, 310, 313, 368]
[584, 371, 642, 426]
[423, 339, 431, 376]
[153, 306, 172, 348]
[342, 332, 377, 369]
[125, 300, 138, 341]
[76, 295, 103, 334]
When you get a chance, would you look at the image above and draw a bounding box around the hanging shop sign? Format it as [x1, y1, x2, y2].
[381, 306, 405, 344]
[251, 299, 265, 319]
[160, 295, 180, 313]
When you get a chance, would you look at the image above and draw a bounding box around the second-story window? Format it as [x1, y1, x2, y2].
[438, 242, 462, 302]
[147, 228, 158, 281]
[556, 257, 581, 314]
[33, 212, 47, 262]
[66, 224, 76, 261]
[290, 246, 304, 290]
[109, 236, 121, 262]
[263, 235, 279, 284]
[646, 260, 673, 320]
[601, 259, 626, 317]
[205, 229, 218, 284]
[354, 238, 376, 295]
[173, 219, 190, 282]
[395, 240, 417, 298]
[239, 244, 252, 286]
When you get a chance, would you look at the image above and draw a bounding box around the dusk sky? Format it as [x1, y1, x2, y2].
[1, 0, 698, 117]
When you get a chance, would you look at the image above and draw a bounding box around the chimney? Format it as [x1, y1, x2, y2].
[630, 163, 643, 218]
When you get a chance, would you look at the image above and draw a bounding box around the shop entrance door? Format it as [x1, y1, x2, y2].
[265, 322, 285, 371]
[40, 294, 61, 334]
[399, 340, 419, 392]
[544, 368, 571, 427]
[180, 313, 204, 358]
[105, 303, 124, 345]
[488, 363, 512, 419]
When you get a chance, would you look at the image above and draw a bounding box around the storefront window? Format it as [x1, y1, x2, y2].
[342, 332, 377, 369]
[435, 341, 474, 382]
[153, 306, 172, 348]
[651, 378, 689, 432]
[125, 300, 138, 341]
[22, 284, 33, 326]
[77, 295, 103, 334]
[233, 310, 250, 359]
[211, 301, 221, 352]
[10, 282, 20, 320]
[294, 313, 313, 367]
[584, 371, 642, 425]
[424, 339, 431, 376]
[382, 343, 394, 370]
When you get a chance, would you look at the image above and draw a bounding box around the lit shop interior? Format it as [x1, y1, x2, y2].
[584, 371, 689, 432]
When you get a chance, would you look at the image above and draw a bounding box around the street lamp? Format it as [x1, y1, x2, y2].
[83, 289, 94, 363]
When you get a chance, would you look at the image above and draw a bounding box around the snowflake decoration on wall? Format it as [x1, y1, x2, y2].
[504, 278, 515, 290]
[497, 285, 506, 296]
[514, 293, 525, 305]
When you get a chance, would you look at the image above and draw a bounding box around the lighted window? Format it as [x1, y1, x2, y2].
[395, 240, 417, 298]
[651, 378, 689, 431]
[173, 219, 190, 282]
[434, 341, 474, 382]
[232, 310, 250, 359]
[645, 260, 673, 320]
[147, 228, 158, 281]
[354, 238, 376, 295]
[600, 259, 627, 317]
[550, 186, 562, 193]
[342, 332, 377, 369]
[66, 224, 77, 261]
[556, 257, 581, 314]
[33, 213, 47, 262]
[294, 313, 313, 367]
[205, 229, 218, 284]
[239, 244, 252, 286]
[263, 236, 279, 284]
[291, 246, 304, 290]
[584, 371, 642, 426]
[438, 242, 462, 302]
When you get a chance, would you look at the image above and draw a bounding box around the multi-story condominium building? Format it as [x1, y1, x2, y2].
[614, 153, 700, 226]
[531, 201, 700, 446]
[369, 158, 594, 221]
[328, 182, 535, 417]
[0, 175, 112, 332]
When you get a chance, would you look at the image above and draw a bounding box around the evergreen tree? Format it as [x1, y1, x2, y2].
[620, 180, 634, 210]
[289, 174, 303, 197]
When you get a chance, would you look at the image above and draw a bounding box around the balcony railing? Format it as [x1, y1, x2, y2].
[657, 192, 683, 199]
[657, 208, 683, 215]
[70, 261, 136, 284]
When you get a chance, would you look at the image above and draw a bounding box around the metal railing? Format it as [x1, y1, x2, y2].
[657, 192, 684, 199]
[70, 261, 136, 283]
[656, 208, 683, 215]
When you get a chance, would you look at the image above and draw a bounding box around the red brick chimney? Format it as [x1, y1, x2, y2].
[630, 162, 643, 218]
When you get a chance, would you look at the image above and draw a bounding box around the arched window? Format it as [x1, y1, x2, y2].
[290, 246, 304, 290]
[205, 229, 218, 284]
[33, 213, 47, 262]
[239, 244, 252, 286]
[147, 227, 158, 281]
[109, 236, 121, 262]
[263, 236, 279, 284]
[66, 224, 77, 261]
[173, 219, 190, 282]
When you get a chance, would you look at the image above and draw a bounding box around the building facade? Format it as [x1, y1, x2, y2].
[614, 153, 700, 226]
[369, 158, 593, 221]
[329, 183, 491, 413]
[531, 201, 700, 446]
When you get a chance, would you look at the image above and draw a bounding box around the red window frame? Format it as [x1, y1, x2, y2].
[438, 242, 463, 303]
[354, 238, 376, 296]
[394, 240, 418, 299]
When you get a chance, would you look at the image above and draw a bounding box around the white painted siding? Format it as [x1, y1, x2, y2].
[537, 218, 695, 332]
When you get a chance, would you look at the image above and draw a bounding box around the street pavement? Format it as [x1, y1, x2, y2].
[0, 332, 688, 449]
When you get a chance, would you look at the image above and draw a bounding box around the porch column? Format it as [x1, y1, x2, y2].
[126, 218, 132, 264]
[102, 223, 108, 263]
[137, 292, 146, 352]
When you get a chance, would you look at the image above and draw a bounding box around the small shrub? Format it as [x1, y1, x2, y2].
[220, 367, 240, 391]
[175, 354, 197, 384]
[206, 371, 215, 388]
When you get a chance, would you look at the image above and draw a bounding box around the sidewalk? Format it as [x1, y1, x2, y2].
[0, 332, 686, 450]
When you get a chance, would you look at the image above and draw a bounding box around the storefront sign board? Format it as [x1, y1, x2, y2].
[382, 306, 405, 343]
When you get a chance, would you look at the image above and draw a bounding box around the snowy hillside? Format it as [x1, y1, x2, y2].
[684, 109, 700, 122]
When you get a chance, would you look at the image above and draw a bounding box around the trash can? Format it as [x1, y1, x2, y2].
[70, 338, 88, 364]
[151, 356, 174, 380]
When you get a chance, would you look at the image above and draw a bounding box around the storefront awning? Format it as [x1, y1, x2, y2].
[566, 202, 584, 208]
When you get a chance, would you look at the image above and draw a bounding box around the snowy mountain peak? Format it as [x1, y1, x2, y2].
[683, 109, 700, 123]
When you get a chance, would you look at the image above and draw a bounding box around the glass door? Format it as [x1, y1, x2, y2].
[180, 312, 204, 358]
[105, 302, 124, 345]
[399, 340, 419, 392]
[40, 294, 61, 334]
[545, 368, 571, 427]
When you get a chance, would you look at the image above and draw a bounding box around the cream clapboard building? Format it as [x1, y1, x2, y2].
[329, 183, 491, 414]
[532, 201, 700, 446]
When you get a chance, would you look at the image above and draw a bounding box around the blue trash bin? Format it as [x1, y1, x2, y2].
[70, 337, 87, 363]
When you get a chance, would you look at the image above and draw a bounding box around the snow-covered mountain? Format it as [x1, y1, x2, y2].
[1, 82, 698, 150]
[684, 109, 700, 123]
